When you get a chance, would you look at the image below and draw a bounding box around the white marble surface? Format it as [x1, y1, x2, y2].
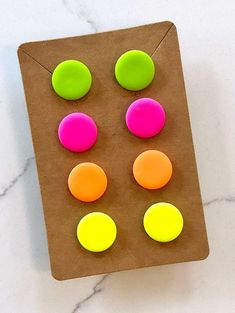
[1, 0, 235, 312]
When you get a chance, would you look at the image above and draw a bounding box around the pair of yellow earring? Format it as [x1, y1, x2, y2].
[77, 202, 184, 253]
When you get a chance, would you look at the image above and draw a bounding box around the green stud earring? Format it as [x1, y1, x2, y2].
[115, 50, 155, 91]
[52, 60, 92, 100]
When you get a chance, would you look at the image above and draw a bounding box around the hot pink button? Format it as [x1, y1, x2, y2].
[125, 98, 166, 138]
[58, 112, 98, 152]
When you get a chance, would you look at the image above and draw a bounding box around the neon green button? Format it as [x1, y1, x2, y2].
[77, 212, 117, 252]
[143, 202, 184, 242]
[52, 60, 92, 100]
[115, 50, 155, 91]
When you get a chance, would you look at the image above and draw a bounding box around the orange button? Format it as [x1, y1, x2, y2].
[133, 150, 172, 189]
[68, 162, 107, 202]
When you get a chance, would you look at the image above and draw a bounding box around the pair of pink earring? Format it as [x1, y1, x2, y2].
[58, 97, 166, 152]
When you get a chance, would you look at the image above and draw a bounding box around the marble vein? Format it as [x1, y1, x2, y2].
[0, 156, 34, 199]
[69, 195, 234, 313]
[71, 274, 109, 313]
[79, 9, 98, 33]
[62, 0, 98, 32]
[203, 196, 235, 207]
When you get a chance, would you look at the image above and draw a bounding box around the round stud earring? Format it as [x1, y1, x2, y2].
[52, 59, 92, 100]
[133, 150, 172, 190]
[125, 98, 166, 138]
[68, 162, 107, 202]
[143, 202, 184, 242]
[115, 50, 155, 91]
[58, 112, 98, 152]
[77, 212, 117, 252]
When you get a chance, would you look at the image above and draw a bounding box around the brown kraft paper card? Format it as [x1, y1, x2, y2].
[17, 21, 209, 280]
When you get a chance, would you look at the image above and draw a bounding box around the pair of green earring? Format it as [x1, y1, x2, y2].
[51, 50, 155, 100]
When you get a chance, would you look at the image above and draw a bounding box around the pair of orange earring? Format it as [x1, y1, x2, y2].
[68, 149, 172, 203]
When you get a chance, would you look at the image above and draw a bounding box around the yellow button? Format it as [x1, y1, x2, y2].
[77, 212, 117, 252]
[143, 202, 183, 242]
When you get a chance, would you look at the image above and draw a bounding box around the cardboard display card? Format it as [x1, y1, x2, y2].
[18, 21, 209, 280]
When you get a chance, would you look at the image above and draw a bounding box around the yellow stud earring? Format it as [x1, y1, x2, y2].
[143, 202, 184, 242]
